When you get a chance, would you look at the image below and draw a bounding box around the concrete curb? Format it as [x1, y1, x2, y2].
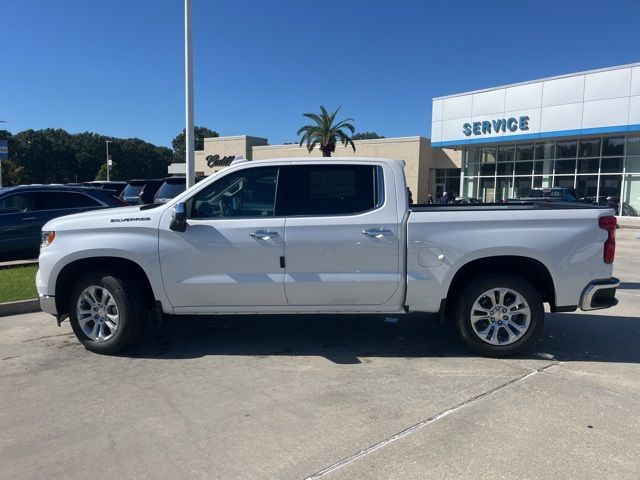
[0, 260, 38, 270]
[0, 299, 41, 317]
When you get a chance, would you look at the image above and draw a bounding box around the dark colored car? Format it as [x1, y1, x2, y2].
[454, 197, 482, 204]
[0, 185, 125, 260]
[519, 187, 589, 202]
[154, 176, 206, 204]
[82, 181, 127, 196]
[121, 179, 163, 205]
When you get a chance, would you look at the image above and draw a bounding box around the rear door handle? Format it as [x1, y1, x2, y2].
[362, 229, 393, 238]
[22, 217, 36, 221]
[249, 230, 279, 240]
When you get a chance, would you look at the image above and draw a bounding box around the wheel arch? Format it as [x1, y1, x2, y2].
[55, 257, 156, 316]
[444, 255, 557, 317]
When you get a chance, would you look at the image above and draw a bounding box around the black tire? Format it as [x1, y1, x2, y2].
[68, 270, 147, 354]
[454, 273, 544, 357]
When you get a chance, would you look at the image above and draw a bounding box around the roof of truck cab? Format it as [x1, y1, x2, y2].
[255, 157, 406, 165]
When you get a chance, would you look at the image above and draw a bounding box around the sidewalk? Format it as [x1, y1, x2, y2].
[617, 216, 640, 230]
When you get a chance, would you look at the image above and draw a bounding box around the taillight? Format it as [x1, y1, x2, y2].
[598, 215, 616, 264]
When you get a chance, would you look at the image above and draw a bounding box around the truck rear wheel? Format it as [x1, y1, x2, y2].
[68, 271, 146, 354]
[454, 274, 544, 357]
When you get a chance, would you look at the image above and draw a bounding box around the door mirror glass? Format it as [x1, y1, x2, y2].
[170, 202, 187, 232]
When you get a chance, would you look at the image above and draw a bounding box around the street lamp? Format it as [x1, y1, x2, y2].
[105, 140, 112, 181]
[0, 120, 7, 188]
[184, 0, 195, 188]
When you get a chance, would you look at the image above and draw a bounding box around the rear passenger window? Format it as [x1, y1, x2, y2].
[36, 192, 100, 210]
[288, 165, 380, 216]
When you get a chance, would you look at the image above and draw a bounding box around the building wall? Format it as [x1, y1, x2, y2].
[195, 135, 268, 175]
[431, 63, 640, 148]
[192, 135, 461, 201]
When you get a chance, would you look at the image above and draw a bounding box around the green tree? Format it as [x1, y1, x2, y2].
[352, 131, 385, 140]
[297, 106, 356, 157]
[171, 126, 219, 163]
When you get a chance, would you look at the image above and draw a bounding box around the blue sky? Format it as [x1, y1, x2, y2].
[2, 0, 639, 147]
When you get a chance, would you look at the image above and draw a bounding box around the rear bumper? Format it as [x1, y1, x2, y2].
[39, 295, 58, 315]
[579, 277, 619, 311]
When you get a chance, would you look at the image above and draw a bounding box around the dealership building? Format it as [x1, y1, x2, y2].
[431, 62, 640, 215]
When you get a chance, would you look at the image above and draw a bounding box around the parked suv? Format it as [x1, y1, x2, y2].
[121, 179, 163, 205]
[0, 185, 124, 260]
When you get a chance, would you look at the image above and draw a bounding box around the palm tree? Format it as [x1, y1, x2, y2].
[297, 106, 356, 157]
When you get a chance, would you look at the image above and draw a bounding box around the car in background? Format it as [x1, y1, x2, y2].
[153, 176, 206, 204]
[82, 181, 127, 196]
[454, 197, 482, 204]
[120, 179, 163, 205]
[517, 187, 590, 203]
[0, 185, 125, 260]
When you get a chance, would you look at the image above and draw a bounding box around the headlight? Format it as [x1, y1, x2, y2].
[41, 231, 56, 248]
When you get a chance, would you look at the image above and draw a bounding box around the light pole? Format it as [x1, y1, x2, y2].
[105, 140, 112, 181]
[184, 0, 195, 188]
[0, 120, 7, 188]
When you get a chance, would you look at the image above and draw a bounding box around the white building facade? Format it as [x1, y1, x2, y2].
[431, 63, 640, 216]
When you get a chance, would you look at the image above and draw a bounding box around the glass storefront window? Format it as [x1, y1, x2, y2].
[599, 175, 622, 199]
[463, 177, 477, 199]
[533, 176, 552, 188]
[495, 177, 513, 202]
[480, 162, 496, 176]
[465, 162, 480, 176]
[602, 137, 625, 156]
[556, 140, 577, 158]
[622, 175, 640, 216]
[496, 162, 513, 176]
[516, 144, 534, 161]
[576, 176, 598, 199]
[577, 158, 599, 174]
[534, 142, 555, 159]
[626, 156, 640, 173]
[600, 157, 623, 173]
[578, 139, 601, 158]
[479, 178, 495, 203]
[554, 159, 576, 175]
[515, 161, 533, 175]
[534, 159, 553, 175]
[497, 146, 515, 163]
[481, 148, 497, 164]
[627, 137, 640, 156]
[466, 147, 481, 163]
[513, 177, 532, 198]
[554, 176, 575, 188]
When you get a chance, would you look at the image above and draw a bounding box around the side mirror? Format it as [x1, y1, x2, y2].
[169, 202, 187, 232]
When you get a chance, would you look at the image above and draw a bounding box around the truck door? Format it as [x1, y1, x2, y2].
[283, 163, 400, 306]
[158, 165, 287, 308]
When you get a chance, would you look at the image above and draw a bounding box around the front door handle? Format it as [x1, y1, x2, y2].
[249, 230, 279, 240]
[362, 229, 393, 238]
[22, 217, 36, 221]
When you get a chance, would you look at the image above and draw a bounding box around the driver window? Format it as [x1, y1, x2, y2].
[190, 166, 279, 219]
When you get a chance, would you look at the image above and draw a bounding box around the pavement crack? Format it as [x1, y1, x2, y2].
[305, 361, 561, 479]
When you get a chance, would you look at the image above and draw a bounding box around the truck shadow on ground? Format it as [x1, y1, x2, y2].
[127, 311, 640, 364]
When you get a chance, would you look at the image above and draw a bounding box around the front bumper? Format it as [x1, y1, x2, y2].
[579, 277, 619, 311]
[39, 295, 58, 315]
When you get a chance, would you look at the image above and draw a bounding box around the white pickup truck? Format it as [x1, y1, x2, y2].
[37, 158, 619, 356]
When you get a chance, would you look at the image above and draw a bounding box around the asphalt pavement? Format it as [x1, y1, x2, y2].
[1, 231, 639, 479]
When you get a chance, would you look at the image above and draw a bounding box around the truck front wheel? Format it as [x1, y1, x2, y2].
[68, 271, 146, 354]
[454, 274, 544, 357]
